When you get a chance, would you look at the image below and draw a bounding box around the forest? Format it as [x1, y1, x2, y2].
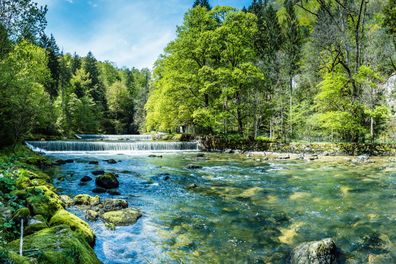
[0, 0, 396, 148]
[0, 0, 150, 147]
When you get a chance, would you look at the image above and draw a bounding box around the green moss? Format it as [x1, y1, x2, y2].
[49, 209, 95, 246]
[12, 207, 30, 221]
[7, 225, 100, 264]
[26, 186, 64, 219]
[73, 194, 100, 206]
[25, 215, 48, 235]
[101, 208, 142, 226]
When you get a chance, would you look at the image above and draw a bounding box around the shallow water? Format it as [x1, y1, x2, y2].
[46, 152, 396, 263]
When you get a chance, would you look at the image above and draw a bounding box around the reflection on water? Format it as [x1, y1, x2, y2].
[46, 152, 396, 263]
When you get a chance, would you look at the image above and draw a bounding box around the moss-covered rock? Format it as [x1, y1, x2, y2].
[49, 209, 95, 246]
[60, 195, 74, 207]
[101, 208, 141, 226]
[74, 194, 100, 206]
[7, 225, 100, 264]
[102, 199, 128, 212]
[25, 215, 48, 235]
[95, 173, 119, 189]
[26, 186, 64, 219]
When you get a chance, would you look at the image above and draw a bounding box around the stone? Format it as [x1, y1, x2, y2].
[25, 215, 48, 235]
[102, 199, 128, 212]
[85, 210, 99, 221]
[88, 161, 99, 165]
[291, 238, 338, 264]
[186, 164, 203, 170]
[148, 154, 163, 158]
[92, 170, 105, 176]
[224, 149, 235, 154]
[101, 208, 142, 226]
[92, 187, 107, 194]
[60, 195, 74, 207]
[80, 176, 93, 182]
[107, 189, 121, 196]
[352, 155, 370, 164]
[187, 183, 198, 189]
[95, 173, 119, 189]
[49, 209, 95, 246]
[74, 194, 100, 206]
[7, 225, 100, 264]
[105, 159, 117, 164]
[278, 155, 290, 160]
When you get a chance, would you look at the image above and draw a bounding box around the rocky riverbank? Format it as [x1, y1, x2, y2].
[0, 146, 101, 263]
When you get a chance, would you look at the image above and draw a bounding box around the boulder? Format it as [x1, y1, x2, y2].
[148, 154, 163, 158]
[49, 209, 95, 246]
[26, 186, 64, 219]
[187, 183, 198, 189]
[101, 208, 141, 226]
[352, 155, 370, 164]
[278, 155, 291, 160]
[291, 238, 338, 264]
[88, 161, 99, 165]
[25, 215, 48, 235]
[105, 159, 117, 164]
[81, 176, 93, 182]
[7, 225, 100, 264]
[95, 173, 119, 189]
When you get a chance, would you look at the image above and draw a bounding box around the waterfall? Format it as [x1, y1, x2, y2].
[26, 141, 198, 152]
[75, 134, 153, 141]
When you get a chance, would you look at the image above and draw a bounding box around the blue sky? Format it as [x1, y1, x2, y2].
[36, 0, 252, 69]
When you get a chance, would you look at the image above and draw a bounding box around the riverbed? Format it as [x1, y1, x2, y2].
[46, 152, 396, 263]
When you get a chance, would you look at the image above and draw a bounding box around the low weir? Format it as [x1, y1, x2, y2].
[75, 134, 153, 141]
[26, 140, 198, 152]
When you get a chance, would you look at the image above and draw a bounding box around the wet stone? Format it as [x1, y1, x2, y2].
[81, 176, 93, 182]
[92, 170, 105, 176]
[92, 187, 107, 194]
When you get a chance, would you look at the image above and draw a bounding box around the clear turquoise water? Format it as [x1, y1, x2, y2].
[47, 152, 396, 263]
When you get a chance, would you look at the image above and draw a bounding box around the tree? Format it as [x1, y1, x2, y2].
[0, 0, 47, 41]
[40, 33, 60, 98]
[193, 0, 211, 10]
[0, 41, 51, 146]
[83, 51, 107, 109]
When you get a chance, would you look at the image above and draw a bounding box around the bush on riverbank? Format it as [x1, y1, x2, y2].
[0, 146, 100, 264]
[199, 135, 396, 155]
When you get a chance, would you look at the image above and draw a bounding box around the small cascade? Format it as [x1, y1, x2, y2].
[26, 141, 198, 152]
[75, 134, 153, 141]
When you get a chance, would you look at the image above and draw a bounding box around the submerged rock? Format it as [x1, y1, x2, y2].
[352, 155, 370, 164]
[291, 238, 338, 264]
[148, 154, 163, 158]
[95, 173, 119, 189]
[81, 176, 93, 182]
[187, 183, 198, 189]
[278, 155, 291, 160]
[105, 159, 117, 164]
[88, 160, 99, 165]
[92, 187, 107, 194]
[92, 170, 105, 176]
[101, 208, 142, 226]
[186, 164, 203, 170]
[107, 189, 121, 196]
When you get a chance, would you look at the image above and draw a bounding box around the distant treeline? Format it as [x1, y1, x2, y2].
[0, 0, 150, 147]
[146, 0, 396, 143]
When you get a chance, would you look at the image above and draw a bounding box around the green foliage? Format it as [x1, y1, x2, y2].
[0, 41, 51, 146]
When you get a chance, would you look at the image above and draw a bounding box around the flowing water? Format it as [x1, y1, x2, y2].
[36, 139, 396, 263]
